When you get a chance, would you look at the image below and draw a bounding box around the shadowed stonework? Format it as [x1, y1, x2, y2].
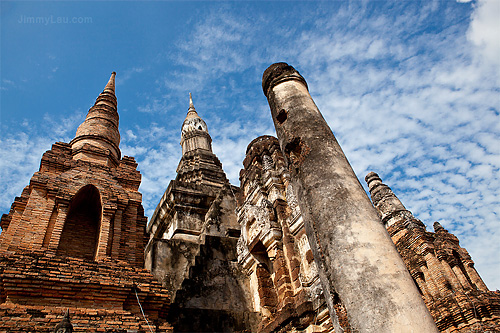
[236, 135, 336, 332]
[145, 95, 259, 332]
[1, 66, 498, 333]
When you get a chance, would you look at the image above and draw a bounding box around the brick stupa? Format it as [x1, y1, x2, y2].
[0, 73, 172, 332]
[366, 172, 500, 332]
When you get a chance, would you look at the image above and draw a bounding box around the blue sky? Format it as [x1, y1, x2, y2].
[1, 1, 499, 289]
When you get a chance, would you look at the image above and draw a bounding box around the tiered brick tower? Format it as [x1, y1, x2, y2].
[237, 135, 341, 332]
[366, 172, 500, 332]
[0, 73, 171, 332]
[145, 94, 259, 332]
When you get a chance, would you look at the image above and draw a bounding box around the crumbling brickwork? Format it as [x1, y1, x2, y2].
[0, 250, 171, 332]
[236, 135, 499, 333]
[366, 172, 500, 332]
[2, 67, 498, 333]
[0, 74, 147, 266]
[0, 73, 171, 332]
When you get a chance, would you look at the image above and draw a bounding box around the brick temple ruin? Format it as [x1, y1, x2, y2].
[1, 64, 499, 332]
[0, 73, 171, 332]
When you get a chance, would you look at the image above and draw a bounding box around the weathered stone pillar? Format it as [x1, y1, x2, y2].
[421, 263, 442, 299]
[425, 253, 450, 297]
[452, 265, 472, 290]
[262, 62, 438, 332]
[95, 208, 113, 260]
[414, 273, 433, 303]
[111, 204, 125, 257]
[465, 263, 489, 292]
[48, 200, 70, 252]
[440, 259, 463, 291]
[37, 191, 57, 248]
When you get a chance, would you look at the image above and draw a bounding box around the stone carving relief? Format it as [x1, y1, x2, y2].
[237, 199, 283, 268]
[286, 183, 300, 215]
[267, 186, 285, 204]
[297, 234, 319, 286]
[181, 117, 207, 134]
[262, 154, 274, 171]
[237, 235, 247, 258]
[245, 206, 268, 244]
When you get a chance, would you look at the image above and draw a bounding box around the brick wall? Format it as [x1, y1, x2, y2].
[0, 142, 148, 267]
[0, 250, 172, 332]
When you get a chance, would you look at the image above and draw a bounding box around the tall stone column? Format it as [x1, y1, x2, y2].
[262, 62, 438, 332]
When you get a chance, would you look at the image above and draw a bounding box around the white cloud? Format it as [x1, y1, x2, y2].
[286, 3, 499, 289]
[137, 97, 170, 114]
[138, 2, 500, 289]
[120, 122, 181, 217]
[467, 0, 500, 75]
[1, 0, 498, 291]
[0, 112, 81, 218]
[0, 79, 16, 91]
[116, 67, 145, 85]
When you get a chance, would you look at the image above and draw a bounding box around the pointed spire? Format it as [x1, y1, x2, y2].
[70, 72, 121, 166]
[180, 92, 212, 156]
[365, 172, 425, 229]
[176, 92, 225, 186]
[365, 172, 406, 214]
[95, 72, 117, 108]
[103, 71, 116, 94]
[189, 92, 194, 110]
[186, 92, 200, 120]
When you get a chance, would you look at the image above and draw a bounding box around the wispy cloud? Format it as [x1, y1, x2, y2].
[0, 111, 82, 213]
[0, 79, 16, 91]
[467, 0, 500, 76]
[1, 0, 498, 290]
[116, 67, 145, 86]
[150, 1, 500, 289]
[137, 97, 170, 114]
[288, 1, 500, 289]
[120, 122, 180, 216]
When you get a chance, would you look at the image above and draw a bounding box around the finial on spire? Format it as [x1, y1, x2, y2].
[365, 171, 382, 191]
[185, 92, 199, 120]
[103, 72, 116, 94]
[188, 92, 196, 113]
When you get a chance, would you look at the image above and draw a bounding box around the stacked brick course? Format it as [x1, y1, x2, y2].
[366, 172, 500, 332]
[0, 250, 170, 332]
[0, 73, 171, 332]
[0, 74, 147, 265]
